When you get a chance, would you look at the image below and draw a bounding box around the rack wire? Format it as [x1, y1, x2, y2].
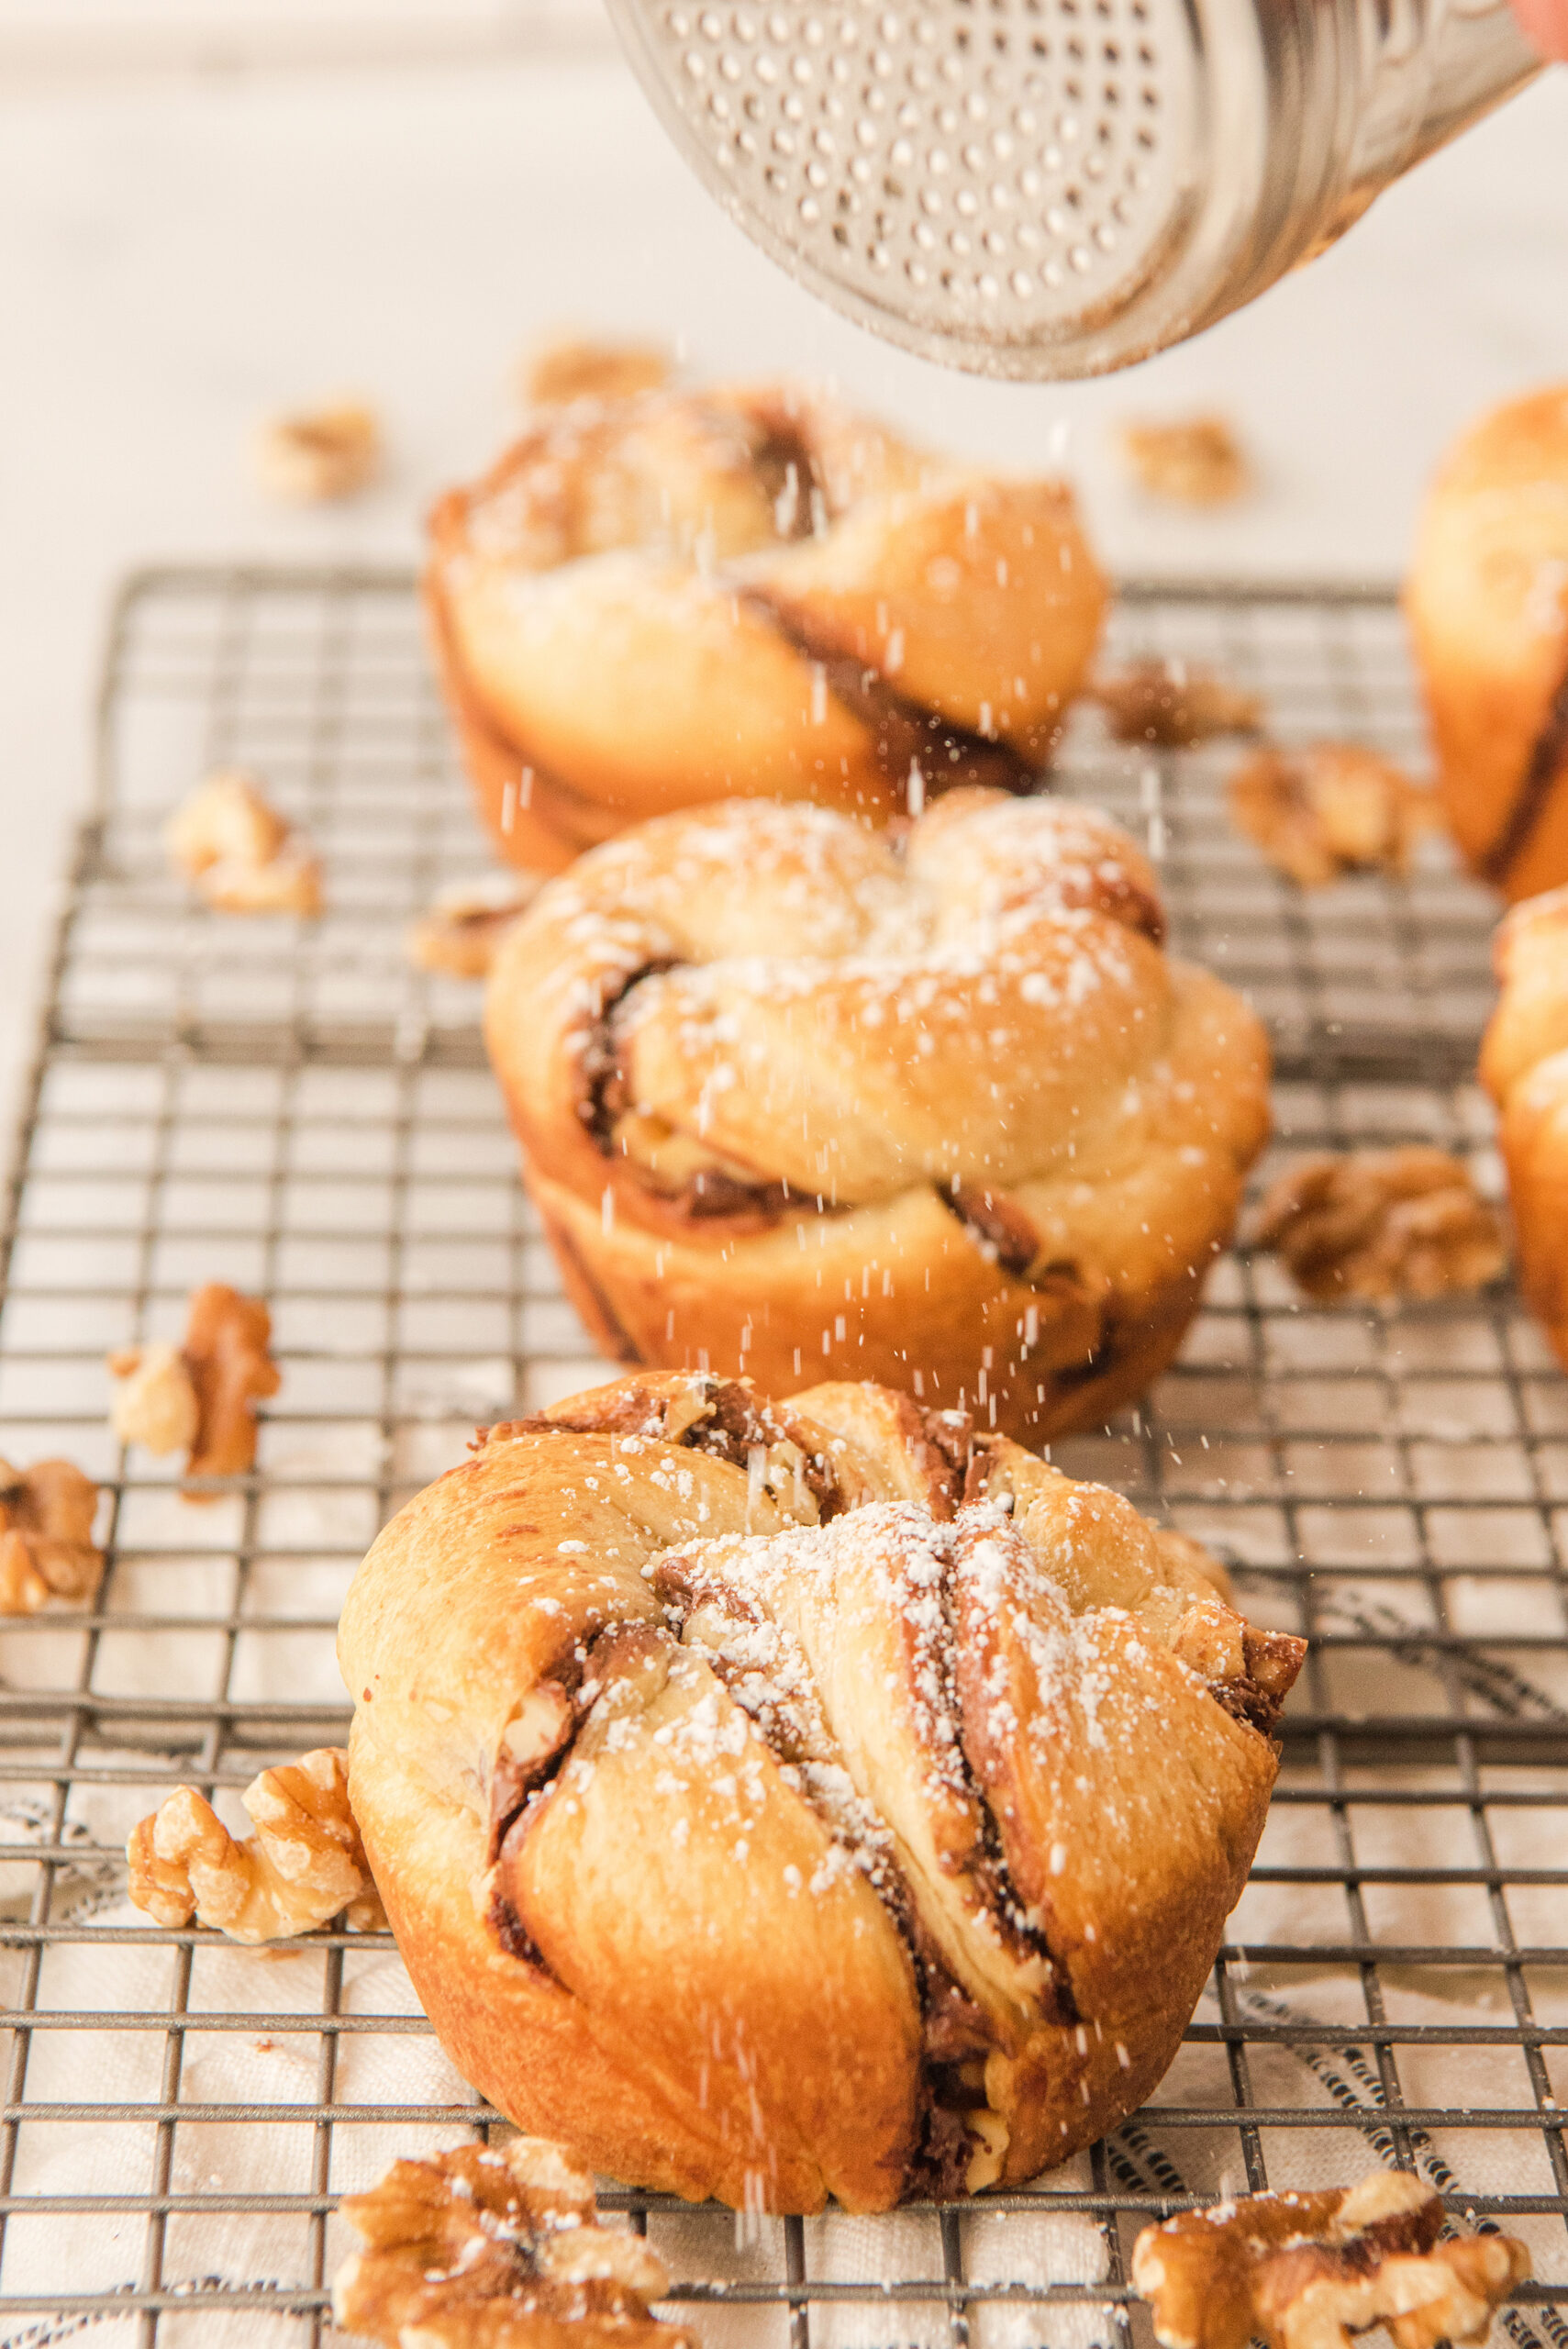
[0, 562, 1562, 2345]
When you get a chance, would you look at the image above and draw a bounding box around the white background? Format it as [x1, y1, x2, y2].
[0, 16, 1565, 1135]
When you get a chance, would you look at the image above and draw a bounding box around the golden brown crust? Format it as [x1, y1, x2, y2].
[333, 2136, 694, 2349]
[484, 793, 1270, 1445]
[338, 1373, 1303, 2214]
[1406, 384, 1568, 900]
[425, 375, 1106, 870]
[1481, 887, 1568, 1366]
[1133, 2170, 1530, 2349]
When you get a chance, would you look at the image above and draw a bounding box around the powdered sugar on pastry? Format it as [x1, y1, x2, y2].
[338, 1373, 1305, 2215]
[485, 790, 1270, 1442]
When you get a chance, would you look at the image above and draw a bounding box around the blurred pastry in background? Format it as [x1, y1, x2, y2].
[255, 398, 382, 503]
[1229, 741, 1432, 886]
[1481, 885, 1568, 1365]
[166, 770, 322, 917]
[1095, 657, 1264, 746]
[484, 789, 1269, 1444]
[407, 872, 539, 979]
[1118, 415, 1251, 505]
[1407, 385, 1568, 901]
[426, 359, 1106, 873]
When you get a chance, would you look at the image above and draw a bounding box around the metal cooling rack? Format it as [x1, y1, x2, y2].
[0, 562, 1563, 2345]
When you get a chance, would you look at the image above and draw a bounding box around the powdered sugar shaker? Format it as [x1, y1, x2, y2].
[604, 0, 1540, 378]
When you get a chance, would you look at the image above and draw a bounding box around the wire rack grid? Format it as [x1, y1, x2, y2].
[0, 563, 1563, 2346]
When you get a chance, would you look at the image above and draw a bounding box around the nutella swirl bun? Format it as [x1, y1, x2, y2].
[426, 376, 1106, 873]
[1481, 885, 1568, 1363]
[338, 1371, 1304, 2212]
[483, 790, 1270, 1443]
[1407, 387, 1568, 900]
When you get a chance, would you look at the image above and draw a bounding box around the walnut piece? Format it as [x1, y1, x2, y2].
[524, 340, 671, 409]
[107, 1342, 200, 1456]
[408, 874, 540, 979]
[1132, 2168, 1530, 2349]
[127, 1746, 385, 1942]
[1120, 416, 1251, 504]
[334, 2137, 695, 2349]
[1254, 1148, 1507, 1304]
[108, 1281, 281, 1498]
[1229, 743, 1434, 888]
[0, 1459, 102, 1615]
[165, 771, 322, 918]
[256, 400, 381, 502]
[1095, 659, 1264, 748]
[201, 845, 322, 917]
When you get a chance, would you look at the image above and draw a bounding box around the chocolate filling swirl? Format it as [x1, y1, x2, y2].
[1480, 646, 1568, 885]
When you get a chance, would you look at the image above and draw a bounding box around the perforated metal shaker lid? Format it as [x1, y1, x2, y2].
[605, 0, 1540, 379]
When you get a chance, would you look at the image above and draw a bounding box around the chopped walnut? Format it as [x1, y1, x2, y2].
[166, 770, 288, 876]
[1133, 2168, 1530, 2349]
[1254, 1148, 1507, 1304]
[1120, 416, 1251, 505]
[1095, 659, 1264, 747]
[1229, 743, 1435, 888]
[408, 874, 540, 979]
[127, 1746, 385, 1942]
[108, 1281, 281, 1498]
[200, 845, 322, 917]
[165, 771, 322, 918]
[524, 340, 671, 409]
[0, 1459, 102, 1615]
[255, 400, 381, 502]
[334, 2136, 695, 2349]
[107, 1342, 200, 1456]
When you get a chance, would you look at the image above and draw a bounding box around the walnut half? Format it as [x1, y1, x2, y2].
[1229, 743, 1433, 888]
[408, 874, 540, 979]
[1119, 416, 1251, 505]
[256, 400, 381, 502]
[1254, 1148, 1507, 1304]
[0, 1459, 102, 1615]
[333, 2137, 695, 2349]
[108, 1281, 281, 1500]
[127, 1746, 384, 1942]
[524, 339, 671, 409]
[165, 770, 322, 918]
[1132, 2169, 1530, 2349]
[1095, 660, 1264, 748]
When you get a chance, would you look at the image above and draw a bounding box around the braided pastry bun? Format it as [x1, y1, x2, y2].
[338, 1370, 1305, 2213]
[426, 376, 1106, 873]
[1406, 387, 1568, 901]
[484, 790, 1270, 1443]
[1481, 886, 1568, 1361]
